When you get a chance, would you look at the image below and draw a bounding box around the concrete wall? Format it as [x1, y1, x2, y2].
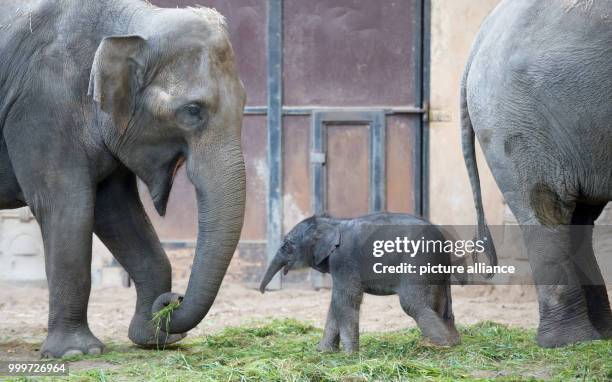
[0, 207, 126, 287]
[429, 0, 504, 225]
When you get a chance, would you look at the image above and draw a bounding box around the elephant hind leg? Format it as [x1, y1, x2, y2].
[515, 197, 601, 347]
[582, 284, 612, 338]
[570, 202, 612, 338]
[0, 139, 25, 209]
[399, 287, 460, 346]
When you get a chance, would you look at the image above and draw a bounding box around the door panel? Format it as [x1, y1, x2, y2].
[283, 0, 420, 106]
[240, 117, 269, 240]
[326, 124, 370, 218]
[386, 116, 419, 213]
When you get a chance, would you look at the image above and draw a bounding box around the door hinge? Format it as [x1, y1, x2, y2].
[422, 102, 430, 122]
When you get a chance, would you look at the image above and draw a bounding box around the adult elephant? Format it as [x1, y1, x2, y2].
[462, 0, 611, 347]
[0, 0, 246, 357]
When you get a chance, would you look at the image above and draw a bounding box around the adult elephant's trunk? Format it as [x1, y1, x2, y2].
[259, 253, 286, 293]
[152, 144, 246, 334]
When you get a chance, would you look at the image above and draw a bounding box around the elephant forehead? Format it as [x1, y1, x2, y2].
[153, 48, 220, 103]
[161, 49, 208, 85]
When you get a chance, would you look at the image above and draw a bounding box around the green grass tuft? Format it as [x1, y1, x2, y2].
[14, 319, 611, 381]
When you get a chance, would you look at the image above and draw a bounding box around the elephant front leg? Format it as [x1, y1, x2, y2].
[331, 289, 362, 353]
[94, 170, 185, 347]
[317, 301, 340, 352]
[34, 195, 104, 358]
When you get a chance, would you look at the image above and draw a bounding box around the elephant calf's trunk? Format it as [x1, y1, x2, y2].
[259, 256, 286, 293]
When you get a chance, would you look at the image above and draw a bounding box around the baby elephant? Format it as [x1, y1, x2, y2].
[259, 213, 461, 352]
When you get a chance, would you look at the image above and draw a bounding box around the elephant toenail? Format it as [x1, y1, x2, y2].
[88, 347, 102, 355]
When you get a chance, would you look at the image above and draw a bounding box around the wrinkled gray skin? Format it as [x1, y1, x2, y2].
[0, 0, 246, 357]
[463, 0, 612, 347]
[260, 213, 461, 352]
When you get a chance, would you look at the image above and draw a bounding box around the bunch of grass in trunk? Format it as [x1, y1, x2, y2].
[151, 301, 181, 349]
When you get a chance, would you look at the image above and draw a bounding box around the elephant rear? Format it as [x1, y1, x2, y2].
[463, 0, 612, 222]
[462, 0, 612, 347]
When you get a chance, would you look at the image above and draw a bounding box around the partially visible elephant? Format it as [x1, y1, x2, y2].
[0, 0, 246, 357]
[462, 0, 612, 347]
[259, 214, 461, 352]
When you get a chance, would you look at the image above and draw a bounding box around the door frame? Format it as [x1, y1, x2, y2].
[310, 110, 387, 215]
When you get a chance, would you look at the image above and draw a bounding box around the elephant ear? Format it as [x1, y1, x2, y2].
[88, 35, 147, 134]
[312, 223, 341, 268]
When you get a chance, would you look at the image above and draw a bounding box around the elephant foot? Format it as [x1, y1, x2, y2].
[583, 285, 612, 339]
[591, 316, 612, 339]
[341, 345, 359, 354]
[339, 340, 359, 353]
[422, 333, 461, 347]
[317, 340, 339, 352]
[589, 311, 612, 339]
[139, 332, 187, 348]
[128, 314, 187, 348]
[597, 326, 612, 339]
[535, 285, 606, 348]
[537, 316, 601, 348]
[41, 326, 105, 358]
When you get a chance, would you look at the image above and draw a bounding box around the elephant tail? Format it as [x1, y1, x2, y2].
[460, 64, 498, 272]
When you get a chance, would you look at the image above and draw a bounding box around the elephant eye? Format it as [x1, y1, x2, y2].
[186, 105, 201, 116]
[176, 103, 208, 128]
[282, 241, 294, 254]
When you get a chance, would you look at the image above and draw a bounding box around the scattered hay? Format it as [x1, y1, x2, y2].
[59, 319, 612, 381]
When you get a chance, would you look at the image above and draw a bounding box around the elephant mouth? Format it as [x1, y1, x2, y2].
[151, 154, 186, 216]
[171, 156, 186, 181]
